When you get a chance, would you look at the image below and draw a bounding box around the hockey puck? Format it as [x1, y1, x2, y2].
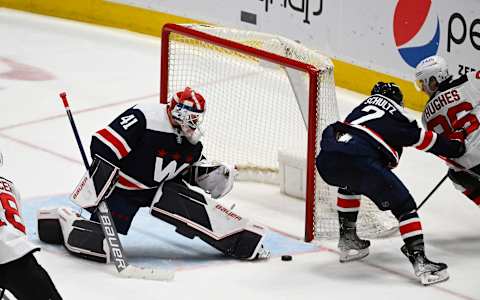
[281, 255, 293, 261]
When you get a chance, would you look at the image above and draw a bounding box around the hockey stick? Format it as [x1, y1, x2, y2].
[417, 156, 480, 211]
[417, 174, 449, 211]
[59, 92, 174, 281]
[442, 157, 480, 184]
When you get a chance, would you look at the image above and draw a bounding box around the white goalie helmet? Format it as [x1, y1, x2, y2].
[414, 55, 450, 95]
[168, 87, 206, 144]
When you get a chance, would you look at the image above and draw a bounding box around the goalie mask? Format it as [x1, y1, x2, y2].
[168, 87, 206, 144]
[414, 55, 450, 96]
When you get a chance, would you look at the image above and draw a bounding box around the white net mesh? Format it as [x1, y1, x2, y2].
[163, 24, 397, 240]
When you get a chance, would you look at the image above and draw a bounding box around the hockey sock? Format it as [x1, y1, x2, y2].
[398, 211, 424, 249]
[337, 188, 360, 224]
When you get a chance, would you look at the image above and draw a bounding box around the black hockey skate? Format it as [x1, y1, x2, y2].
[401, 244, 449, 285]
[338, 221, 370, 263]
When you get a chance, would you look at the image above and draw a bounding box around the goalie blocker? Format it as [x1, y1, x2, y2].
[37, 157, 269, 262]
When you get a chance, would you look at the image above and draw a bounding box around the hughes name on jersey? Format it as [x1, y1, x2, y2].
[0, 177, 38, 264]
[91, 103, 203, 197]
[321, 94, 464, 167]
[422, 71, 480, 169]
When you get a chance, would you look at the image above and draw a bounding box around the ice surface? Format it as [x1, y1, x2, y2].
[0, 8, 479, 300]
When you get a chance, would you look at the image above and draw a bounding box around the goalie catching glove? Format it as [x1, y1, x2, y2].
[190, 160, 237, 199]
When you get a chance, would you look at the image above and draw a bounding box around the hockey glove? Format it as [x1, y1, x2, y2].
[196, 163, 237, 199]
[448, 128, 467, 145]
[70, 155, 119, 208]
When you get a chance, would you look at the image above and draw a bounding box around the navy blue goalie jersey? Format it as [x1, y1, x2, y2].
[321, 94, 465, 168]
[90, 103, 203, 194]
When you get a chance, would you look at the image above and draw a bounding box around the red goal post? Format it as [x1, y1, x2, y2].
[160, 23, 397, 241]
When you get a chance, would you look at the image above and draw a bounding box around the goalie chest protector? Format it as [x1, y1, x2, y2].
[91, 103, 203, 192]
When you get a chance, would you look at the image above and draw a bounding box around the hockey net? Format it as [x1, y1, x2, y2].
[160, 23, 397, 241]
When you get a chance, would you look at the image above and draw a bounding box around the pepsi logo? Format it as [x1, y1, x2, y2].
[393, 0, 439, 68]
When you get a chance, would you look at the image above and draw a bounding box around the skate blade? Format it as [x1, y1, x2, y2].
[420, 269, 449, 286]
[339, 248, 369, 263]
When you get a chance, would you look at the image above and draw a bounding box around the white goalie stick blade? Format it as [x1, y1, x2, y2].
[339, 248, 369, 263]
[118, 265, 175, 281]
[420, 269, 449, 286]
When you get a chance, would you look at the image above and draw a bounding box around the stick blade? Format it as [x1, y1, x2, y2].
[119, 265, 175, 281]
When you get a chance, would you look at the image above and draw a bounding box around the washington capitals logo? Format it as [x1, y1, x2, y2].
[393, 0, 440, 68]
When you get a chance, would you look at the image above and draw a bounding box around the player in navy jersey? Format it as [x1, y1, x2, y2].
[316, 82, 466, 285]
[37, 87, 269, 263]
[0, 152, 62, 300]
[415, 55, 480, 208]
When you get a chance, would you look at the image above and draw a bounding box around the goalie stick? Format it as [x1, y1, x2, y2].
[59, 92, 174, 281]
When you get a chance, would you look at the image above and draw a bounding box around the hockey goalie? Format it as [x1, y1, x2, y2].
[37, 87, 270, 263]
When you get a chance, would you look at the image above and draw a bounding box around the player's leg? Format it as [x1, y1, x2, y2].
[354, 161, 449, 285]
[0, 252, 62, 300]
[317, 151, 448, 284]
[150, 180, 269, 260]
[317, 151, 370, 262]
[38, 191, 142, 263]
[448, 168, 480, 207]
[336, 188, 370, 262]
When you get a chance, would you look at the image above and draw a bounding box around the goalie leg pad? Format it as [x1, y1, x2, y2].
[151, 181, 268, 260]
[38, 207, 108, 263]
[37, 208, 64, 245]
[200, 226, 269, 260]
[150, 181, 212, 239]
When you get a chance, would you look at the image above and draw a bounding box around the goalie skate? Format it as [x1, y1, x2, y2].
[254, 244, 271, 260]
[338, 229, 370, 263]
[401, 245, 449, 286]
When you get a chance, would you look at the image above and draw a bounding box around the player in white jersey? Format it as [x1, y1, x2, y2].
[415, 55, 480, 206]
[0, 152, 62, 300]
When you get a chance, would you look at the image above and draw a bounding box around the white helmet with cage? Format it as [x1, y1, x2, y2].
[168, 87, 206, 144]
[414, 55, 450, 95]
